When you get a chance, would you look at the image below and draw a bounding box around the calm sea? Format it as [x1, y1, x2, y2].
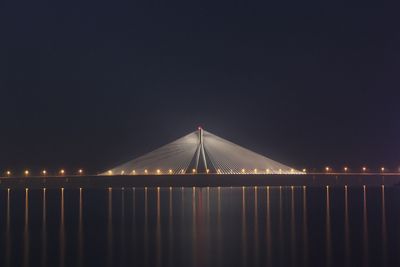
[0, 186, 398, 267]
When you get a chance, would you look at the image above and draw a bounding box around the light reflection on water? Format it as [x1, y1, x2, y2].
[302, 186, 308, 267]
[42, 188, 47, 267]
[78, 188, 83, 267]
[363, 186, 369, 267]
[23, 189, 29, 267]
[0, 186, 398, 267]
[344, 186, 350, 267]
[326, 186, 332, 267]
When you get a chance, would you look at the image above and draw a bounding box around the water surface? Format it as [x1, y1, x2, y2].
[0, 185, 398, 267]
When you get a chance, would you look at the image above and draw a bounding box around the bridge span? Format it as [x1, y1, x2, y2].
[0, 173, 399, 189]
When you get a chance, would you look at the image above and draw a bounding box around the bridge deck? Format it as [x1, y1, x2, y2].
[0, 174, 399, 189]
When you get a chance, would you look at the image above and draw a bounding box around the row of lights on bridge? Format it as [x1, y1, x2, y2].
[3, 169, 84, 177]
[108, 168, 298, 175]
[321, 166, 390, 173]
[2, 166, 396, 177]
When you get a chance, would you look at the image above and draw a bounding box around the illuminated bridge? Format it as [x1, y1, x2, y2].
[103, 127, 302, 175]
[2, 128, 400, 188]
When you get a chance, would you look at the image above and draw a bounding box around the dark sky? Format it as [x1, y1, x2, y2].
[1, 1, 399, 174]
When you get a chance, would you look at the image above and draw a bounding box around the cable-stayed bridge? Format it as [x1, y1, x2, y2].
[3, 128, 400, 188]
[103, 127, 302, 175]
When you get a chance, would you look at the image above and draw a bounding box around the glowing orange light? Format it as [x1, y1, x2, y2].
[157, 169, 161, 174]
[24, 170, 29, 176]
[6, 171, 11, 176]
[381, 167, 385, 172]
[362, 167, 366, 172]
[60, 169, 65, 175]
[325, 167, 330, 172]
[344, 167, 348, 172]
[78, 169, 83, 174]
[42, 170, 47, 175]
[168, 169, 172, 174]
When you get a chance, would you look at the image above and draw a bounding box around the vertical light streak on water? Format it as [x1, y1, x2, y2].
[144, 187, 148, 267]
[107, 188, 113, 267]
[197, 189, 205, 267]
[206, 187, 210, 267]
[344, 186, 351, 267]
[60, 188, 65, 267]
[302, 186, 309, 267]
[290, 186, 297, 267]
[326, 186, 332, 267]
[363, 186, 369, 267]
[132, 188, 136, 266]
[5, 188, 11, 267]
[78, 188, 83, 267]
[168, 187, 173, 267]
[192, 187, 197, 267]
[241, 186, 247, 267]
[180, 187, 185, 264]
[23, 188, 29, 267]
[42, 188, 47, 267]
[217, 187, 222, 267]
[254, 186, 259, 267]
[156, 187, 162, 267]
[381, 185, 387, 267]
[278, 186, 284, 264]
[121, 188, 126, 265]
[266, 187, 272, 267]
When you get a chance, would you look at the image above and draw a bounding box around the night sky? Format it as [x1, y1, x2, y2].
[1, 2, 399, 174]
